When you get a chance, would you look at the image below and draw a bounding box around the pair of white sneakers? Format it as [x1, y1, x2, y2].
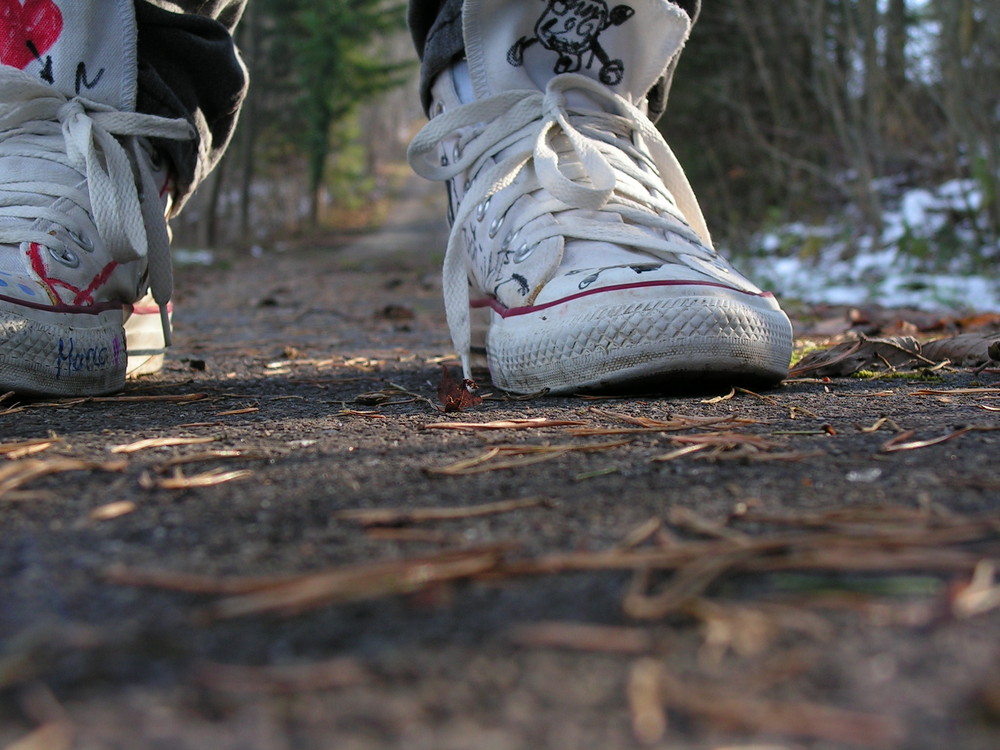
[0, 0, 792, 398]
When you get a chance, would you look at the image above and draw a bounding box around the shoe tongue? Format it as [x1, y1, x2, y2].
[463, 0, 691, 106]
[1, 0, 137, 109]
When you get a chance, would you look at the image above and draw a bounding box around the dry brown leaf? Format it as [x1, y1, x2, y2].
[422, 418, 587, 431]
[788, 336, 932, 378]
[111, 436, 219, 454]
[334, 496, 549, 526]
[437, 366, 483, 412]
[921, 333, 1000, 367]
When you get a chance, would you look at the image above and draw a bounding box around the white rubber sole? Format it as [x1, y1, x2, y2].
[478, 284, 794, 394]
[123, 293, 171, 378]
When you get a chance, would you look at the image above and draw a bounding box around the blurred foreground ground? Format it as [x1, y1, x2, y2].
[2, 181, 1000, 750]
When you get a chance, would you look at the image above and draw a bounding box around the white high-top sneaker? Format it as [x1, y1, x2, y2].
[409, 0, 793, 394]
[0, 0, 193, 396]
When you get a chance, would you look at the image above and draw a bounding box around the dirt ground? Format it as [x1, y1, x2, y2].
[2, 181, 1000, 750]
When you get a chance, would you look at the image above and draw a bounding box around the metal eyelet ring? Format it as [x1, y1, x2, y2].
[452, 143, 463, 162]
[440, 154, 449, 167]
[463, 179, 471, 192]
[475, 197, 491, 222]
[501, 229, 519, 253]
[513, 243, 535, 263]
[48, 245, 80, 268]
[488, 213, 505, 238]
[67, 229, 94, 252]
[148, 148, 165, 170]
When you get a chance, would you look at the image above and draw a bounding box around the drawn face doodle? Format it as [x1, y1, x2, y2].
[507, 0, 635, 86]
[536, 0, 609, 58]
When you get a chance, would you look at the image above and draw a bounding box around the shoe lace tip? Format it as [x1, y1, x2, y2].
[159, 305, 172, 348]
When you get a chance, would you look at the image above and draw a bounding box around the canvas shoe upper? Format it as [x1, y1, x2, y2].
[409, 0, 793, 393]
[0, 0, 193, 395]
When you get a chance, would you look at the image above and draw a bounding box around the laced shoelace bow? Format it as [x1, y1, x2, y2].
[408, 73, 716, 378]
[0, 69, 195, 343]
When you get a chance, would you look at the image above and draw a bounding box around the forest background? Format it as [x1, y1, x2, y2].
[171, 0, 1000, 303]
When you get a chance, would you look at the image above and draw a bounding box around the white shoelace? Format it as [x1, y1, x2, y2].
[0, 68, 195, 342]
[409, 73, 716, 378]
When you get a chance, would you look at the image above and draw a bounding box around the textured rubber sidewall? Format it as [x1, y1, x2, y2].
[0, 308, 127, 396]
[484, 290, 794, 394]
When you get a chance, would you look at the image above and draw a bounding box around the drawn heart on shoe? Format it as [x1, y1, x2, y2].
[0, 0, 63, 70]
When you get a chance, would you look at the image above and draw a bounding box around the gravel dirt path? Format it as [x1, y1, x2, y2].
[2, 179, 1000, 750]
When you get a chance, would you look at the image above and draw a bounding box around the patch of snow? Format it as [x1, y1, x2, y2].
[738, 178, 1000, 312]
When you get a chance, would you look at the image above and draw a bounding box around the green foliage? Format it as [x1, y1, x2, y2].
[260, 0, 411, 223]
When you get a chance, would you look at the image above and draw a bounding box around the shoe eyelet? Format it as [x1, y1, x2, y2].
[513, 243, 535, 263]
[475, 197, 490, 222]
[433, 101, 445, 118]
[452, 143, 463, 162]
[48, 245, 80, 268]
[488, 213, 505, 238]
[148, 148, 165, 170]
[501, 229, 519, 253]
[67, 229, 94, 252]
[463, 179, 471, 192]
[440, 154, 449, 167]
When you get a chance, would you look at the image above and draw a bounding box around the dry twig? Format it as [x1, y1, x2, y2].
[510, 622, 654, 654]
[422, 418, 587, 431]
[140, 468, 254, 490]
[111, 436, 219, 454]
[0, 458, 127, 498]
[195, 657, 368, 694]
[335, 496, 550, 526]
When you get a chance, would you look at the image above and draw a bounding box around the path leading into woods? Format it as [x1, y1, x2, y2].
[2, 176, 1000, 749]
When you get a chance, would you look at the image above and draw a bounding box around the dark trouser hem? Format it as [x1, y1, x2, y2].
[135, 0, 248, 209]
